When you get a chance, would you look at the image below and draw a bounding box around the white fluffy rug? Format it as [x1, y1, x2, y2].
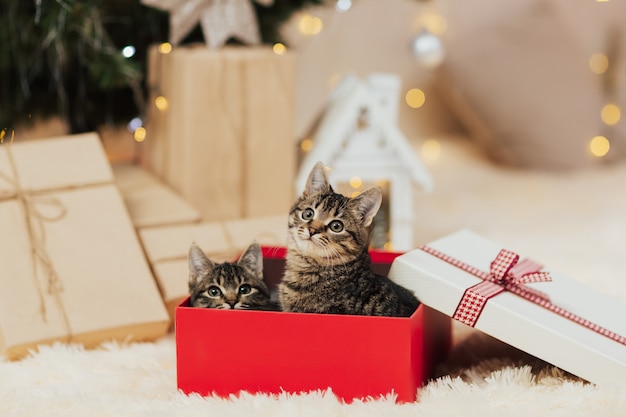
[2, 333, 625, 417]
[2, 137, 626, 416]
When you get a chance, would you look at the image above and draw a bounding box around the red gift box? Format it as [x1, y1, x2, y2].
[176, 247, 451, 403]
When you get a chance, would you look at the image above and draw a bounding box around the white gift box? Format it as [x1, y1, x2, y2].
[389, 229, 626, 388]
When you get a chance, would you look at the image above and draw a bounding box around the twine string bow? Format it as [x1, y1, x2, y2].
[0, 145, 69, 331]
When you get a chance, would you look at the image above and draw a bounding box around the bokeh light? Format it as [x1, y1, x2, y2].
[601, 104, 621, 125]
[298, 14, 323, 35]
[272, 43, 287, 55]
[300, 138, 313, 152]
[127, 117, 143, 132]
[122, 45, 136, 58]
[405, 88, 426, 108]
[589, 135, 610, 157]
[349, 176, 362, 189]
[133, 127, 147, 143]
[589, 54, 609, 74]
[155, 96, 169, 111]
[336, 0, 352, 12]
[158, 42, 173, 54]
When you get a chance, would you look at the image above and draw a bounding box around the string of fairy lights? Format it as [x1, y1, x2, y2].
[590, 0, 621, 158]
[589, 50, 621, 158]
[133, 0, 622, 163]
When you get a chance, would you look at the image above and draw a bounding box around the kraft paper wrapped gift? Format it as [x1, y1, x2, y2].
[389, 229, 626, 388]
[112, 163, 201, 228]
[0, 134, 170, 360]
[143, 44, 296, 222]
[176, 248, 452, 403]
[139, 216, 287, 320]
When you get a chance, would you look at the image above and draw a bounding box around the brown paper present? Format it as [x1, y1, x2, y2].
[139, 215, 287, 320]
[112, 163, 201, 228]
[143, 45, 296, 221]
[0, 133, 170, 360]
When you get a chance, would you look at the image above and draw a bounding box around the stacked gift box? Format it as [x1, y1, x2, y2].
[0, 134, 170, 360]
[0, 132, 295, 358]
[134, 41, 301, 323]
[143, 44, 296, 222]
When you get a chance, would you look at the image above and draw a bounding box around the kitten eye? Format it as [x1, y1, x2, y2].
[301, 208, 314, 221]
[238, 284, 252, 295]
[328, 220, 344, 233]
[207, 286, 222, 297]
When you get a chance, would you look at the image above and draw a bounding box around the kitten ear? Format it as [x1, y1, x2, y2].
[303, 161, 332, 197]
[188, 242, 215, 288]
[353, 186, 382, 227]
[237, 241, 263, 279]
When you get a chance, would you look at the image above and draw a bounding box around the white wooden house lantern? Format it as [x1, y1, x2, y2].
[296, 73, 433, 251]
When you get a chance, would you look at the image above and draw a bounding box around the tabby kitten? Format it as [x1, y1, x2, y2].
[278, 161, 420, 317]
[188, 241, 278, 311]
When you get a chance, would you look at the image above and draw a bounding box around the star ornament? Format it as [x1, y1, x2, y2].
[142, 0, 274, 49]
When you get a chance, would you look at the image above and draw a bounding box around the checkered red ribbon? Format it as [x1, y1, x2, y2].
[420, 245, 626, 346]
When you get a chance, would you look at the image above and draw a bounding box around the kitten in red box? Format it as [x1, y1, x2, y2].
[279, 162, 420, 317]
[188, 242, 279, 311]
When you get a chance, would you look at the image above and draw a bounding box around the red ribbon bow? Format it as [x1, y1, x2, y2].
[420, 245, 626, 346]
[490, 250, 552, 299]
[451, 249, 552, 326]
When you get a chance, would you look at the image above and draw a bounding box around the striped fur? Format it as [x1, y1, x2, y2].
[188, 242, 278, 311]
[278, 162, 420, 317]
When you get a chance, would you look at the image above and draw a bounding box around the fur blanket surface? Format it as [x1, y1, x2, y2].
[2, 333, 625, 417]
[2, 137, 625, 416]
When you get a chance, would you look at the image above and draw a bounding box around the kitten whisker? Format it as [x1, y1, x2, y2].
[321, 244, 342, 267]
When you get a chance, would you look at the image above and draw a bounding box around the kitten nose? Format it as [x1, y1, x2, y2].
[308, 221, 324, 236]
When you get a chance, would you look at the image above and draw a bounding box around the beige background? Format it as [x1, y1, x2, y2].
[282, 0, 626, 161]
